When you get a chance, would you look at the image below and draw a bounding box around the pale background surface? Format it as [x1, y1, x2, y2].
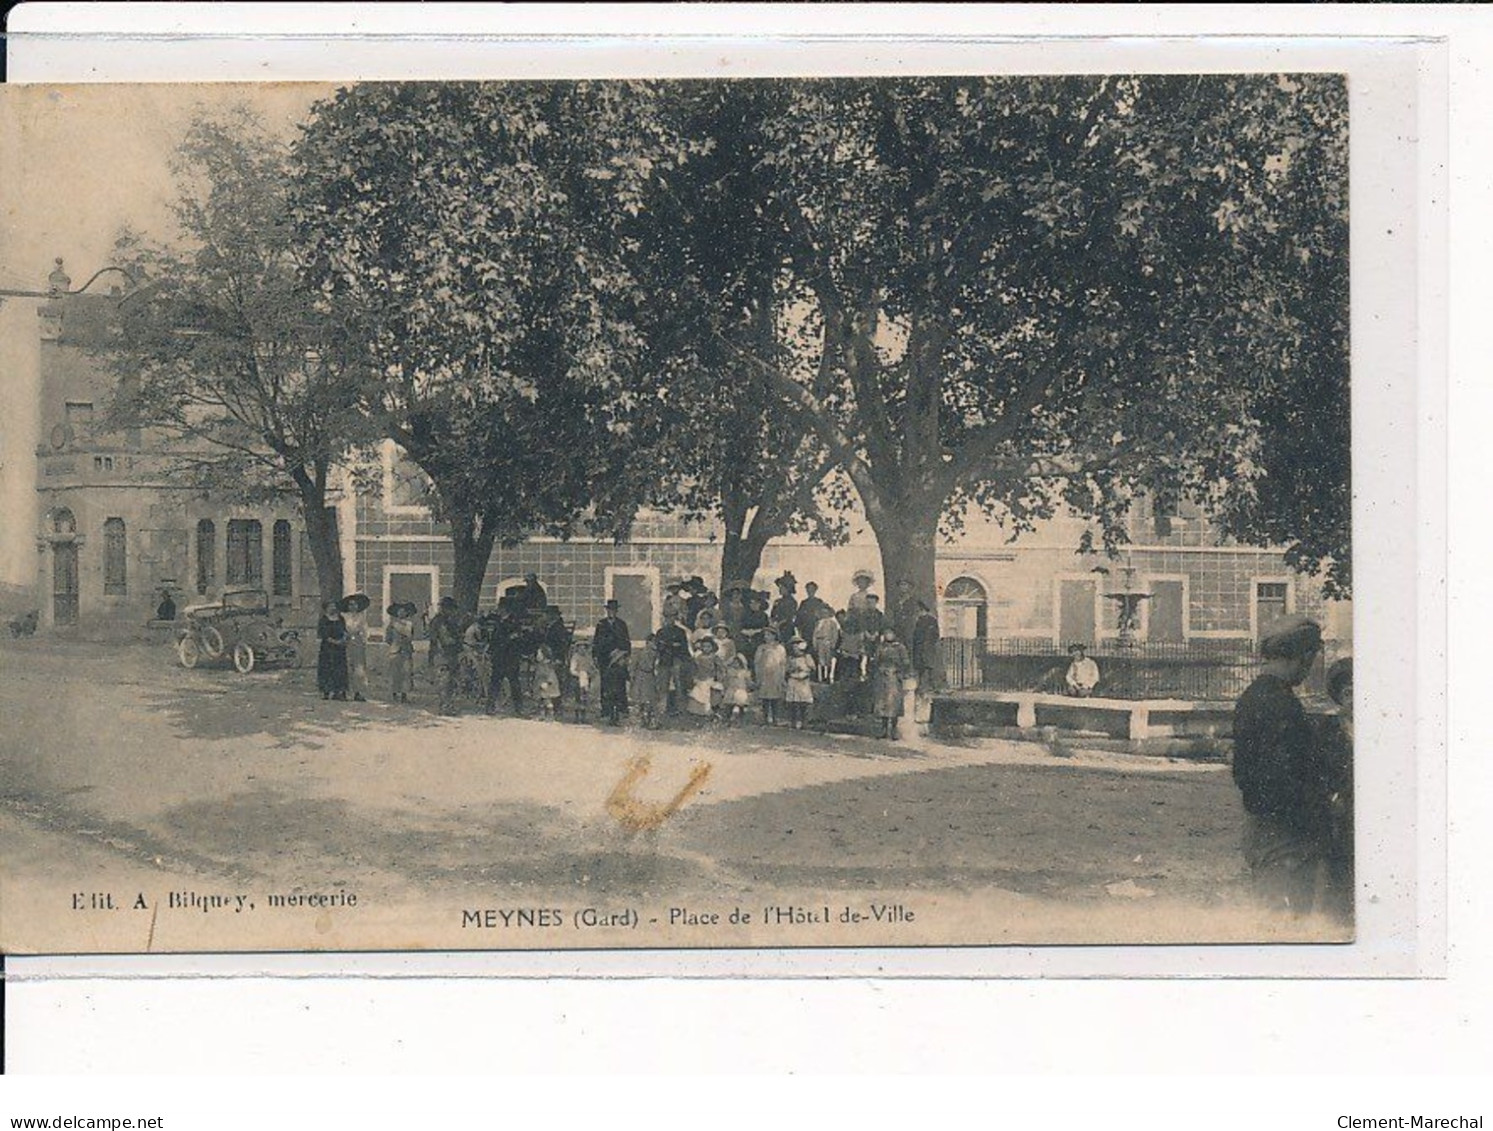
[0, 0, 1479, 1102]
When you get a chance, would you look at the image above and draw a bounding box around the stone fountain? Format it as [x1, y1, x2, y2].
[1104, 559, 1152, 650]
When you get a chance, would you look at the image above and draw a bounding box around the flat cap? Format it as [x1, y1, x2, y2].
[1326, 656, 1353, 704]
[1259, 614, 1323, 660]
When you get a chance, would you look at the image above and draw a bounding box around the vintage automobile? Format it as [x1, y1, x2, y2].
[176, 589, 301, 673]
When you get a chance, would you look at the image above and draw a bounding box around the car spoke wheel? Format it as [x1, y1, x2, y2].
[200, 625, 225, 659]
[233, 642, 256, 674]
[177, 636, 201, 669]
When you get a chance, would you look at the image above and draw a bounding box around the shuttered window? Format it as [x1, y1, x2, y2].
[272, 520, 293, 597]
[103, 517, 127, 595]
[195, 519, 216, 595]
[226, 519, 263, 587]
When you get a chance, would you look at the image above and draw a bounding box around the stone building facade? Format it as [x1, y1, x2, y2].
[28, 274, 316, 635]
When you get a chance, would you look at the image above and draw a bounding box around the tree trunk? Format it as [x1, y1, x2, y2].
[450, 512, 498, 615]
[717, 499, 777, 595]
[294, 472, 343, 606]
[303, 502, 345, 606]
[862, 490, 941, 629]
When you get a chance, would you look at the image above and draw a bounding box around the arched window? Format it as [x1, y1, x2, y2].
[103, 517, 127, 595]
[51, 507, 76, 536]
[942, 576, 989, 639]
[226, 519, 263, 587]
[272, 520, 293, 597]
[195, 519, 216, 595]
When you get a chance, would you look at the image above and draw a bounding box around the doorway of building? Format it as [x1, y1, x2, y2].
[1148, 579, 1186, 643]
[386, 570, 438, 637]
[1057, 577, 1097, 648]
[53, 542, 79, 626]
[608, 568, 657, 636]
[941, 576, 989, 640]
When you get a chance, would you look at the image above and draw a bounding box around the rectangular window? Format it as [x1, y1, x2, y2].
[1254, 580, 1291, 644]
[272, 520, 293, 597]
[226, 519, 263, 587]
[195, 519, 216, 595]
[103, 517, 127, 596]
[1153, 496, 1176, 539]
[383, 442, 434, 512]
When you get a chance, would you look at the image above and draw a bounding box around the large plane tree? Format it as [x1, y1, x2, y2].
[634, 74, 1350, 606]
[106, 108, 370, 604]
[291, 81, 674, 611]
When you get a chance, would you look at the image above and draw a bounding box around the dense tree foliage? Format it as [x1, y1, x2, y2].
[148, 76, 1349, 615]
[105, 108, 369, 603]
[619, 83, 851, 591]
[625, 74, 1349, 606]
[290, 82, 678, 610]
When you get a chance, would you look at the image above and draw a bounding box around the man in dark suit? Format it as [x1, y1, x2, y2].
[592, 599, 632, 724]
[517, 572, 548, 612]
[654, 609, 692, 716]
[1232, 615, 1333, 917]
[485, 608, 526, 716]
[794, 581, 832, 643]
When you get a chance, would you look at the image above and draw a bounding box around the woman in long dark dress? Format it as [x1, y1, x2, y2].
[317, 600, 350, 701]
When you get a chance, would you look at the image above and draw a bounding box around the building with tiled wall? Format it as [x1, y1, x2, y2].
[931, 496, 1339, 648]
[356, 441, 1348, 650]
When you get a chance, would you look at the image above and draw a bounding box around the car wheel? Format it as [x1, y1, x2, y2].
[233, 642, 256, 674]
[201, 624, 225, 659]
[177, 636, 201, 669]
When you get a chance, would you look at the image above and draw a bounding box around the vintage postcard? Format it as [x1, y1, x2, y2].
[0, 51, 1430, 964]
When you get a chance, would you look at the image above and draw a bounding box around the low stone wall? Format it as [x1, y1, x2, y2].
[930, 690, 1236, 757]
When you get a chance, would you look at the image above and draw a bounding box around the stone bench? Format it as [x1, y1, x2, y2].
[930, 691, 1235, 742]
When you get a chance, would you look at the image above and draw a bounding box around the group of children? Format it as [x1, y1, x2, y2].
[373, 568, 930, 740]
[571, 596, 919, 741]
[608, 623, 821, 730]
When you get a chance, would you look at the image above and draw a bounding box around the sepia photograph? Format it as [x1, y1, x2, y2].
[0, 70, 1362, 956]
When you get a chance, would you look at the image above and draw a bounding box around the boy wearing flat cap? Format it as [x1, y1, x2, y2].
[1231, 614, 1335, 917]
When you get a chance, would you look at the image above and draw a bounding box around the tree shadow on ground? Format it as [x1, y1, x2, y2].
[139, 670, 449, 748]
[567, 713, 937, 764]
[665, 760, 1248, 902]
[153, 787, 717, 897]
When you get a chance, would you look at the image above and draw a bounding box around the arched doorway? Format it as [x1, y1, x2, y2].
[48, 507, 79, 626]
[941, 576, 989, 639]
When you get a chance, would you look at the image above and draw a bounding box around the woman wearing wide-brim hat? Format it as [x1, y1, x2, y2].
[339, 593, 373, 701]
[848, 569, 877, 615]
[385, 602, 418, 703]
